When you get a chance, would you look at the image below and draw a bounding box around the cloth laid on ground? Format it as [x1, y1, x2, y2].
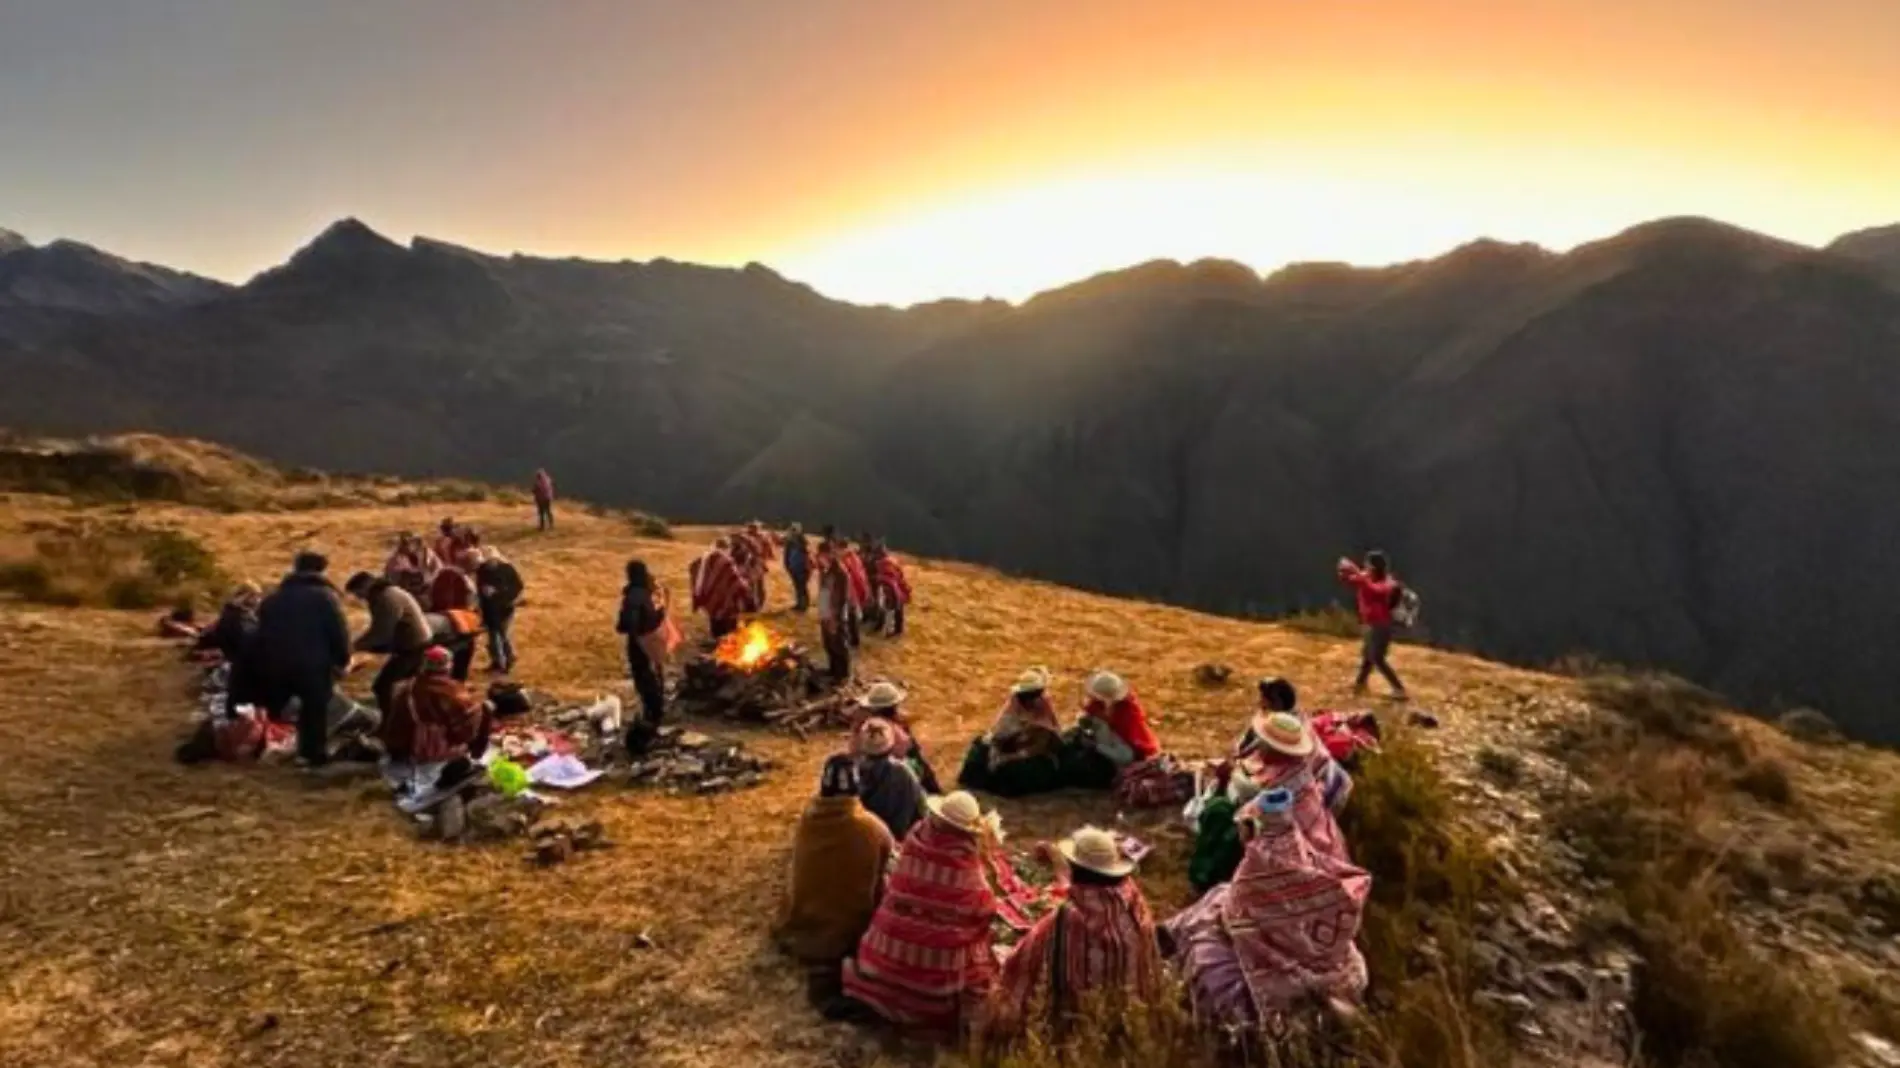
[985, 873, 1165, 1040]
[1164, 793, 1371, 1026]
[774, 794, 896, 962]
[526, 753, 603, 789]
[842, 815, 1004, 1036]
[1113, 754, 1196, 810]
[1309, 711, 1381, 766]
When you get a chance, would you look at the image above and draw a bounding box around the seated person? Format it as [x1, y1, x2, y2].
[1186, 678, 1354, 894]
[984, 827, 1165, 1044]
[774, 755, 896, 1009]
[1061, 670, 1160, 790]
[194, 581, 263, 663]
[852, 680, 942, 794]
[380, 646, 493, 765]
[1164, 787, 1371, 1029]
[855, 719, 927, 840]
[958, 668, 1065, 797]
[841, 791, 1005, 1040]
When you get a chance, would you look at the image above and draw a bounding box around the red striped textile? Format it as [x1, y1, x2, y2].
[840, 549, 871, 607]
[986, 877, 1164, 1039]
[875, 555, 912, 606]
[843, 816, 1000, 1036]
[1222, 806, 1370, 1017]
[690, 549, 751, 620]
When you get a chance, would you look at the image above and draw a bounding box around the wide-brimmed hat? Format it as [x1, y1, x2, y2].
[926, 790, 986, 834]
[858, 680, 908, 710]
[1011, 667, 1053, 696]
[1057, 826, 1136, 877]
[1249, 711, 1315, 758]
[1086, 670, 1129, 703]
[855, 718, 898, 757]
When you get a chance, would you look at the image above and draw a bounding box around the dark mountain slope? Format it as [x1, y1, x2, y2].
[4, 216, 1900, 741]
[1829, 223, 1900, 288]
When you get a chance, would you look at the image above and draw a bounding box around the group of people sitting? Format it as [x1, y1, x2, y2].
[956, 668, 1162, 798]
[774, 672, 1377, 1049]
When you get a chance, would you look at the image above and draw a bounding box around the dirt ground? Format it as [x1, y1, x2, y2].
[1, 494, 1893, 1067]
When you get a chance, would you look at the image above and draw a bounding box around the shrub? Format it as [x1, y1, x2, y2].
[1475, 746, 1524, 787]
[1580, 671, 1743, 762]
[630, 514, 673, 540]
[0, 524, 224, 610]
[1731, 758, 1797, 808]
[1775, 707, 1841, 745]
[104, 574, 165, 610]
[1277, 604, 1363, 640]
[0, 560, 54, 601]
[1881, 793, 1900, 842]
[142, 529, 220, 586]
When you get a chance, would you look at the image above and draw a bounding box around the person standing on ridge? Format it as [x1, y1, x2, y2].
[532, 469, 555, 531]
[1337, 550, 1407, 699]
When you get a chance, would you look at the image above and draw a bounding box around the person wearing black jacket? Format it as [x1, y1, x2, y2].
[475, 547, 525, 674]
[615, 558, 668, 752]
[255, 552, 352, 766]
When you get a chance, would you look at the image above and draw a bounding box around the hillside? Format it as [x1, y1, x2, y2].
[2, 443, 1898, 1068]
[4, 218, 1900, 745]
[1831, 224, 1900, 288]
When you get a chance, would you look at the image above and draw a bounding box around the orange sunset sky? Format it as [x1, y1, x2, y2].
[3, 0, 1898, 304]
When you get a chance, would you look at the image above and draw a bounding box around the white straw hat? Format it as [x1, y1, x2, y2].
[858, 680, 908, 710]
[1011, 667, 1053, 696]
[1057, 826, 1135, 877]
[1086, 671, 1130, 703]
[925, 790, 985, 834]
[1248, 711, 1316, 758]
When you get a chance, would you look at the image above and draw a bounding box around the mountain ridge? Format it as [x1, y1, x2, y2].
[3, 214, 1900, 742]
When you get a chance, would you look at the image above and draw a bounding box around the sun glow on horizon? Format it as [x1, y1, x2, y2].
[771, 147, 1876, 307]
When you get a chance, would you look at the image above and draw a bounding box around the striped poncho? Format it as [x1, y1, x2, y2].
[985, 875, 1164, 1040]
[874, 554, 912, 606]
[842, 816, 1001, 1036]
[689, 548, 751, 620]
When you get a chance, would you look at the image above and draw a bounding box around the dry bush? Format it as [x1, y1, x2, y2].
[1474, 746, 1524, 787]
[1731, 758, 1797, 808]
[1559, 681, 1854, 1068]
[630, 513, 674, 540]
[0, 524, 225, 610]
[1881, 793, 1900, 842]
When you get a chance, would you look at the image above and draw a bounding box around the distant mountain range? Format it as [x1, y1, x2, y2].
[3, 216, 1899, 743]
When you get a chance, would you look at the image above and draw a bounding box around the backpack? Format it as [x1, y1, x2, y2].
[1391, 584, 1422, 628]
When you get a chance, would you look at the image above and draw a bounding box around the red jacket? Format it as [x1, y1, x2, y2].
[839, 549, 871, 609]
[1084, 694, 1161, 761]
[428, 568, 477, 614]
[1339, 563, 1397, 627]
[873, 555, 912, 606]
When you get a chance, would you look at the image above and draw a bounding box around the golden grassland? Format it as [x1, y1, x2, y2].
[1, 489, 1896, 1067]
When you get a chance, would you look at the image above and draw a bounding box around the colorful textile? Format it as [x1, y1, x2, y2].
[1186, 794, 1244, 893]
[1310, 711, 1380, 765]
[1338, 562, 1398, 627]
[1165, 804, 1370, 1026]
[532, 471, 554, 504]
[1083, 693, 1161, 762]
[382, 674, 489, 763]
[843, 817, 1002, 1035]
[840, 549, 871, 608]
[987, 877, 1164, 1039]
[990, 696, 1061, 742]
[1113, 755, 1195, 810]
[774, 795, 894, 962]
[690, 548, 752, 620]
[875, 555, 912, 606]
[857, 754, 927, 840]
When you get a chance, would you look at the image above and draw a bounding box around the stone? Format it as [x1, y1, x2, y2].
[1530, 963, 1592, 1001]
[676, 731, 712, 750]
[697, 776, 733, 794]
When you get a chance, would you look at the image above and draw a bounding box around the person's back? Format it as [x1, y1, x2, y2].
[777, 756, 894, 962]
[257, 568, 349, 677]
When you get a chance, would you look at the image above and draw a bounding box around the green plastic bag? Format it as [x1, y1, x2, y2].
[488, 757, 529, 798]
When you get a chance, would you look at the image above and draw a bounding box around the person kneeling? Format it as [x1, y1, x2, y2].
[381, 646, 494, 768]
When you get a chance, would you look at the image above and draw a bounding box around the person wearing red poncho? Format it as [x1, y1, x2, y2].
[1081, 671, 1160, 763]
[840, 791, 1003, 1039]
[867, 538, 912, 638]
[689, 538, 748, 639]
[836, 535, 870, 648]
[740, 520, 775, 609]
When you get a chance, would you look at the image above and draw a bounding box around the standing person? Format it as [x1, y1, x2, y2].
[255, 553, 351, 768]
[434, 519, 461, 568]
[475, 546, 524, 674]
[427, 550, 479, 614]
[816, 543, 852, 684]
[742, 520, 774, 609]
[868, 538, 912, 638]
[689, 538, 748, 639]
[783, 523, 812, 612]
[344, 571, 434, 718]
[837, 535, 870, 649]
[1337, 551, 1407, 699]
[616, 559, 673, 752]
[532, 468, 556, 531]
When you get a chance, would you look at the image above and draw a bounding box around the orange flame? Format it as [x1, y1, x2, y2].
[714, 621, 784, 672]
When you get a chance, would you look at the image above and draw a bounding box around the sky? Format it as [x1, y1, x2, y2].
[3, 0, 1899, 306]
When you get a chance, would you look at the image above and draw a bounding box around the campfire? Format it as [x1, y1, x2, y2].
[675, 620, 857, 735]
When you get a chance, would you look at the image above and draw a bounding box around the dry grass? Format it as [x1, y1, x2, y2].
[0, 521, 225, 609]
[2, 474, 1894, 1068]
